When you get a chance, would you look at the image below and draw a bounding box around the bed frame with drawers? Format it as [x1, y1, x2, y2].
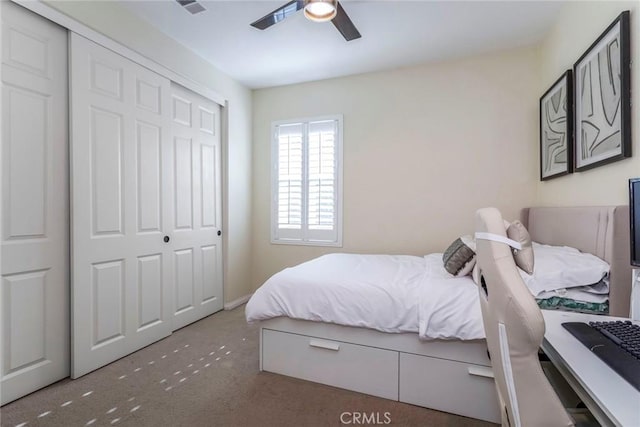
[257, 206, 631, 422]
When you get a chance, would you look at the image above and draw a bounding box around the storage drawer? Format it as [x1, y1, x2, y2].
[399, 352, 500, 423]
[262, 329, 398, 400]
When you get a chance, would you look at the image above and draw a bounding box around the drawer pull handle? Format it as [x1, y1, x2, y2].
[309, 340, 340, 351]
[467, 366, 494, 379]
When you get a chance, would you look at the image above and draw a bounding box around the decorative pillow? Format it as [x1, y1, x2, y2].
[506, 220, 534, 274]
[443, 235, 476, 277]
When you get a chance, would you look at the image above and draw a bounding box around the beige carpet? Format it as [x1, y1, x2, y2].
[0, 307, 496, 427]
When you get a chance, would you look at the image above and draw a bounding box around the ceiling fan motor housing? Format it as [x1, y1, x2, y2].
[304, 0, 338, 22]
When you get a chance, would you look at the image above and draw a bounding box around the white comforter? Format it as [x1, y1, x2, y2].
[245, 253, 485, 340]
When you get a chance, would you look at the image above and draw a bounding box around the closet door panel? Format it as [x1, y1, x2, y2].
[71, 34, 173, 378]
[5, 272, 46, 367]
[1, 1, 69, 404]
[201, 143, 217, 228]
[5, 86, 47, 236]
[174, 135, 194, 230]
[92, 260, 125, 346]
[174, 248, 195, 313]
[137, 122, 162, 233]
[137, 254, 162, 329]
[201, 245, 218, 302]
[170, 84, 223, 330]
[90, 107, 124, 235]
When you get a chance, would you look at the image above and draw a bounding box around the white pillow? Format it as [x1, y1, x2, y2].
[518, 242, 610, 296]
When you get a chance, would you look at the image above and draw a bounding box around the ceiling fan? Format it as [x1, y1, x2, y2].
[250, 0, 361, 42]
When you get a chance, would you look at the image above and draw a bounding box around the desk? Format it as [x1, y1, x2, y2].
[541, 310, 640, 427]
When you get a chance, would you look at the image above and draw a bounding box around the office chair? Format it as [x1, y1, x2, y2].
[474, 207, 590, 427]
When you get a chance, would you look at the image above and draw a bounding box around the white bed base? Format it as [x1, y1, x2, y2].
[259, 317, 500, 423]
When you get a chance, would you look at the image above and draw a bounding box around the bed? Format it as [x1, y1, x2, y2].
[520, 206, 631, 317]
[248, 206, 632, 423]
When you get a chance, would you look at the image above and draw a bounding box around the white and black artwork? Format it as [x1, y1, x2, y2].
[574, 11, 631, 171]
[540, 71, 572, 180]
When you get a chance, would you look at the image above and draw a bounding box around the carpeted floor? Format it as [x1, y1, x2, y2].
[0, 306, 496, 427]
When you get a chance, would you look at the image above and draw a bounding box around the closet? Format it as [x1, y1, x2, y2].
[70, 34, 223, 377]
[1, 1, 224, 402]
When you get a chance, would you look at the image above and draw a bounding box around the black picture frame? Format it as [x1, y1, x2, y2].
[540, 70, 573, 181]
[574, 10, 631, 172]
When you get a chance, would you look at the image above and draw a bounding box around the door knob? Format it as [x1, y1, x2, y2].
[217, 230, 221, 236]
[164, 235, 170, 243]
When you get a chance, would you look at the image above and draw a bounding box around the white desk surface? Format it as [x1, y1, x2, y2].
[542, 310, 640, 427]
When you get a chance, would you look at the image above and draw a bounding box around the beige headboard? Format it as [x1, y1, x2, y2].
[520, 206, 631, 317]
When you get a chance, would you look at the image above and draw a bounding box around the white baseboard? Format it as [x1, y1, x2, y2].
[224, 293, 253, 311]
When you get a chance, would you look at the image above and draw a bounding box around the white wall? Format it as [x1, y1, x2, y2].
[44, 1, 253, 303]
[537, 1, 640, 206]
[251, 47, 540, 289]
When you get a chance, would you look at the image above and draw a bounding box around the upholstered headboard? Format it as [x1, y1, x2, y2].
[520, 206, 631, 317]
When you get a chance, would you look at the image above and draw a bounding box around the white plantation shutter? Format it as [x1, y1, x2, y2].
[272, 116, 342, 246]
[276, 123, 303, 240]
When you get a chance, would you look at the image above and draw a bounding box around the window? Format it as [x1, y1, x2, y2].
[271, 115, 343, 246]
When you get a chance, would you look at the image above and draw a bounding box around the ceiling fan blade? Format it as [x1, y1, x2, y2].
[332, 2, 361, 41]
[250, 0, 304, 30]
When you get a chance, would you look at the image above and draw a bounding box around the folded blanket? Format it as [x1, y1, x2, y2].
[537, 297, 608, 315]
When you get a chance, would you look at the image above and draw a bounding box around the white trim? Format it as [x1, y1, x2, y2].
[498, 322, 522, 427]
[12, 0, 226, 106]
[336, 115, 344, 248]
[271, 114, 345, 129]
[270, 239, 343, 248]
[475, 232, 522, 251]
[224, 293, 253, 311]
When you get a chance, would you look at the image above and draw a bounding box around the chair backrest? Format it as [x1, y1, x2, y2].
[475, 207, 573, 427]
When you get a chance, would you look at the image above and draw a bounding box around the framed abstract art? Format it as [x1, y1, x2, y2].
[574, 11, 631, 171]
[540, 70, 573, 180]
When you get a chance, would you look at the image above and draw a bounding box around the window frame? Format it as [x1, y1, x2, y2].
[270, 114, 343, 247]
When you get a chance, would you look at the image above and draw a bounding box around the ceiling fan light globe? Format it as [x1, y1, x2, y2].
[304, 0, 337, 22]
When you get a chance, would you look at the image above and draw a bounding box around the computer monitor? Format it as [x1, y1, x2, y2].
[630, 178, 640, 267]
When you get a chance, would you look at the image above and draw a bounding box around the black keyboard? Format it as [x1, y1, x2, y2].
[562, 321, 640, 392]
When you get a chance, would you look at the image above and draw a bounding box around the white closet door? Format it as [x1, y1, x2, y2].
[1, 2, 69, 404]
[70, 34, 173, 377]
[170, 83, 223, 330]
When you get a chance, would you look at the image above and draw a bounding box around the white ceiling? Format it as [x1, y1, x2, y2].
[120, 0, 563, 89]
